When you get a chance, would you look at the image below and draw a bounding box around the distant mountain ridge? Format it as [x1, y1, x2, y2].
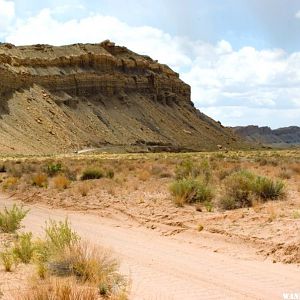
[232, 125, 300, 147]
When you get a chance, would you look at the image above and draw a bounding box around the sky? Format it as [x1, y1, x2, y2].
[0, 0, 300, 128]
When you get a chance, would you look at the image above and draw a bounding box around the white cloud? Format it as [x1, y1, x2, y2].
[0, 0, 15, 32]
[295, 10, 300, 18]
[2, 7, 300, 128]
[4, 9, 192, 70]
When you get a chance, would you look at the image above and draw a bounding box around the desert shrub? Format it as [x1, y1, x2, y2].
[170, 178, 214, 206]
[106, 169, 115, 179]
[46, 163, 62, 177]
[5, 164, 23, 178]
[45, 219, 80, 252]
[0, 204, 29, 233]
[220, 170, 286, 210]
[31, 173, 48, 188]
[253, 176, 285, 200]
[175, 159, 212, 183]
[53, 175, 70, 190]
[33, 220, 127, 298]
[64, 167, 77, 181]
[81, 168, 103, 180]
[0, 248, 15, 272]
[175, 160, 201, 180]
[47, 242, 126, 296]
[13, 232, 35, 264]
[2, 176, 18, 191]
[255, 157, 268, 166]
[204, 200, 214, 212]
[219, 170, 256, 210]
[0, 164, 6, 173]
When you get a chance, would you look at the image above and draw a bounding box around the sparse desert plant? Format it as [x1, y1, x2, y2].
[170, 178, 214, 206]
[278, 169, 292, 180]
[253, 176, 285, 200]
[219, 170, 256, 210]
[18, 277, 99, 300]
[47, 242, 126, 295]
[63, 167, 78, 181]
[77, 182, 91, 197]
[220, 170, 286, 210]
[106, 169, 115, 179]
[2, 176, 18, 191]
[175, 159, 201, 180]
[0, 248, 15, 272]
[45, 219, 80, 252]
[81, 168, 103, 180]
[31, 173, 48, 188]
[46, 162, 62, 177]
[13, 232, 35, 264]
[0, 204, 29, 233]
[53, 175, 71, 190]
[292, 211, 300, 219]
[204, 200, 214, 212]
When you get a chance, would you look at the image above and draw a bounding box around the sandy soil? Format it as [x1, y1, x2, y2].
[12, 168, 300, 264]
[0, 194, 299, 300]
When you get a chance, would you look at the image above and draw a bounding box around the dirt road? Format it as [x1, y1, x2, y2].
[0, 196, 299, 300]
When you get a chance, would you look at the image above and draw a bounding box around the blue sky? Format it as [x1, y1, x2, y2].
[1, 0, 300, 128]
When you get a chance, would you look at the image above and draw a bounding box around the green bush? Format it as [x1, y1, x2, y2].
[0, 248, 15, 272]
[220, 170, 286, 210]
[45, 219, 80, 251]
[253, 176, 285, 200]
[175, 160, 201, 180]
[0, 205, 29, 233]
[220, 170, 255, 210]
[170, 178, 214, 206]
[81, 169, 104, 180]
[175, 159, 212, 183]
[46, 163, 62, 177]
[13, 232, 35, 264]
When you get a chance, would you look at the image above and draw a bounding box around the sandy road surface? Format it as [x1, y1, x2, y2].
[0, 195, 299, 300]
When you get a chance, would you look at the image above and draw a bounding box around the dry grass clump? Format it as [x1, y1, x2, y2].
[18, 277, 99, 300]
[77, 182, 91, 197]
[32, 219, 128, 299]
[170, 178, 214, 207]
[2, 177, 19, 191]
[31, 173, 48, 188]
[53, 175, 71, 190]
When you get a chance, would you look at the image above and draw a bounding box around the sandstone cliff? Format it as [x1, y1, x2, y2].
[232, 125, 300, 148]
[0, 41, 244, 155]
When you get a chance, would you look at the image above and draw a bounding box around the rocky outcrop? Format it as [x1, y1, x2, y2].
[0, 41, 245, 155]
[232, 125, 300, 148]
